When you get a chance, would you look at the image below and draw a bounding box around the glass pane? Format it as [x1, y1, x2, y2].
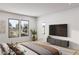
[9, 19, 19, 38]
[20, 20, 29, 36]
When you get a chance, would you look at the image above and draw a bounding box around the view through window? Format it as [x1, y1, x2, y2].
[8, 18, 29, 38]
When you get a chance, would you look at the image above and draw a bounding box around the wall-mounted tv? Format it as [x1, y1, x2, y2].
[49, 24, 68, 37]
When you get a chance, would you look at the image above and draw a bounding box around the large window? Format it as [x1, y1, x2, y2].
[8, 18, 29, 38]
[21, 20, 29, 36]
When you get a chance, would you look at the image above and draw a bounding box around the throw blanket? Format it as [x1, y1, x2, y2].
[21, 43, 59, 55]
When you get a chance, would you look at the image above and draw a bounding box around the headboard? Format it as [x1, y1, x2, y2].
[47, 36, 69, 48]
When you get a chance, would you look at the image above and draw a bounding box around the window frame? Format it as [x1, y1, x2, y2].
[8, 18, 29, 38]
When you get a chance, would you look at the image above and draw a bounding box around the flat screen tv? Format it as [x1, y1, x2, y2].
[49, 24, 68, 37]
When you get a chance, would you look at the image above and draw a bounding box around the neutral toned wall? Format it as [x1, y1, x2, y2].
[37, 7, 79, 49]
[0, 11, 37, 43]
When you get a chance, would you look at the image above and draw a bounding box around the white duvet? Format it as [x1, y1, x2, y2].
[16, 44, 38, 55]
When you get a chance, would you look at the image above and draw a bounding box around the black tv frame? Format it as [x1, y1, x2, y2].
[49, 24, 68, 37]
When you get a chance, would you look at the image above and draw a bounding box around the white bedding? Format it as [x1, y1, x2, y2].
[16, 44, 38, 55]
[0, 47, 3, 55]
[0, 43, 10, 55]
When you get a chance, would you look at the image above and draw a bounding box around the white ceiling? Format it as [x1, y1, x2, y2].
[0, 3, 79, 17]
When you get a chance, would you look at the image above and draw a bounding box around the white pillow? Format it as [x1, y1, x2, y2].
[0, 47, 3, 55]
[16, 44, 25, 52]
[0, 43, 10, 54]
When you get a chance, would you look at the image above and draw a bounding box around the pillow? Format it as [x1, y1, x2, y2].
[16, 44, 26, 53]
[0, 46, 3, 55]
[0, 43, 10, 55]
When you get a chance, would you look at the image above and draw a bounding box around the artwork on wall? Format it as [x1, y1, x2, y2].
[0, 20, 6, 33]
[20, 20, 29, 36]
[8, 18, 29, 38]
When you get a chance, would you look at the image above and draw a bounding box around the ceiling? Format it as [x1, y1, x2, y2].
[0, 3, 79, 17]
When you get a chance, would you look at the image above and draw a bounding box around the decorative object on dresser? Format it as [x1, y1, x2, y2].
[47, 36, 69, 48]
[30, 30, 37, 41]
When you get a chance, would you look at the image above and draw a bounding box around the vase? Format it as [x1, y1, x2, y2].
[32, 35, 37, 41]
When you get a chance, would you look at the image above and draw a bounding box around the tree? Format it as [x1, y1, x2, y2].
[9, 22, 12, 26]
[16, 24, 19, 30]
[23, 24, 27, 33]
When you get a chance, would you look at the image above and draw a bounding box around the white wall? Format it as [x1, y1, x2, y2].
[0, 11, 37, 43]
[37, 7, 79, 49]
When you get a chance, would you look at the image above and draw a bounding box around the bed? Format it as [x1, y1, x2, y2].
[9, 42, 59, 55]
[0, 42, 59, 55]
[0, 36, 78, 55]
[0, 41, 79, 55]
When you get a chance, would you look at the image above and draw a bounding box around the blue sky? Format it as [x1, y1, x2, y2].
[9, 20, 18, 27]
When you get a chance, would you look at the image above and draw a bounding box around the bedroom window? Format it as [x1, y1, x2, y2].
[8, 18, 29, 38]
[20, 20, 29, 36]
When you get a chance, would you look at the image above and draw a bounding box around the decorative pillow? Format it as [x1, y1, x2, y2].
[16, 44, 26, 53]
[0, 45, 3, 55]
[0, 43, 10, 55]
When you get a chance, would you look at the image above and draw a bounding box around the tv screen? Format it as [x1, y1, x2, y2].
[49, 24, 68, 37]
